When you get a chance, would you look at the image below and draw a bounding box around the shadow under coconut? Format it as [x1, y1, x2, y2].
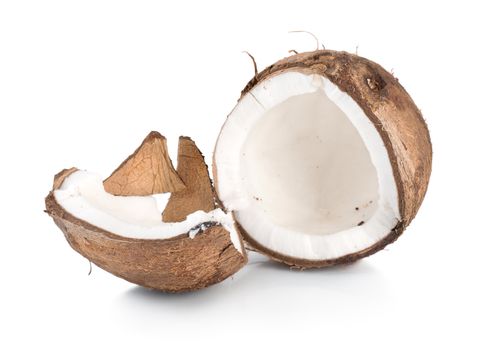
[118, 252, 392, 317]
[235, 254, 392, 299]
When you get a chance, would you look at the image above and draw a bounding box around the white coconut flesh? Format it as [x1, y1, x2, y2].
[215, 72, 400, 260]
[54, 170, 243, 253]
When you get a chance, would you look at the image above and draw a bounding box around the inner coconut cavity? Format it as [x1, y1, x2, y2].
[54, 170, 242, 252]
[215, 72, 400, 260]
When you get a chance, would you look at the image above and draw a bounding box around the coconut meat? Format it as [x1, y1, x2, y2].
[215, 72, 400, 260]
[54, 170, 243, 253]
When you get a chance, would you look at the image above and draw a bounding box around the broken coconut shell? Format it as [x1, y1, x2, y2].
[45, 132, 246, 292]
[162, 136, 215, 222]
[213, 50, 432, 268]
[104, 131, 185, 196]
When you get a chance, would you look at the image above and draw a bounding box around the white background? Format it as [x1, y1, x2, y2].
[1, 1, 478, 349]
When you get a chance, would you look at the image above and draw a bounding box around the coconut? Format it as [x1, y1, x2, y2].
[213, 50, 432, 268]
[45, 132, 246, 292]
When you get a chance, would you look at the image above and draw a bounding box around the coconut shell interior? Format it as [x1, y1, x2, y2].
[214, 50, 432, 268]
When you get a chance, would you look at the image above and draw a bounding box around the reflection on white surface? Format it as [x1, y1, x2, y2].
[115, 252, 391, 318]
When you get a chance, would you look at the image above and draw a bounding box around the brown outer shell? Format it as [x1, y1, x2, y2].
[46, 168, 246, 292]
[214, 50, 432, 268]
[162, 136, 215, 222]
[103, 131, 186, 196]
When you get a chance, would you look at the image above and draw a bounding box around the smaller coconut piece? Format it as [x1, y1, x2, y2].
[45, 132, 246, 292]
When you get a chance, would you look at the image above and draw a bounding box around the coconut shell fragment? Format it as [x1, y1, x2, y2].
[45, 132, 246, 292]
[104, 131, 185, 196]
[162, 137, 215, 222]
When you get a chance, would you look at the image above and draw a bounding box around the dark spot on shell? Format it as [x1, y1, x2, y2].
[188, 221, 220, 235]
[357, 221, 365, 226]
[366, 74, 386, 91]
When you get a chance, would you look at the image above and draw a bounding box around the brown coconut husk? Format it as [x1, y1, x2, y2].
[214, 50, 432, 268]
[103, 131, 185, 196]
[162, 137, 215, 222]
[45, 133, 246, 292]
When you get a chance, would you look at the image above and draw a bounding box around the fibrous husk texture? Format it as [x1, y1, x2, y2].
[104, 131, 185, 196]
[222, 50, 432, 267]
[45, 132, 246, 292]
[162, 137, 215, 222]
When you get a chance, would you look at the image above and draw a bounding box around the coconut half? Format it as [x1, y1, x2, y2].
[45, 132, 246, 292]
[214, 50, 432, 268]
